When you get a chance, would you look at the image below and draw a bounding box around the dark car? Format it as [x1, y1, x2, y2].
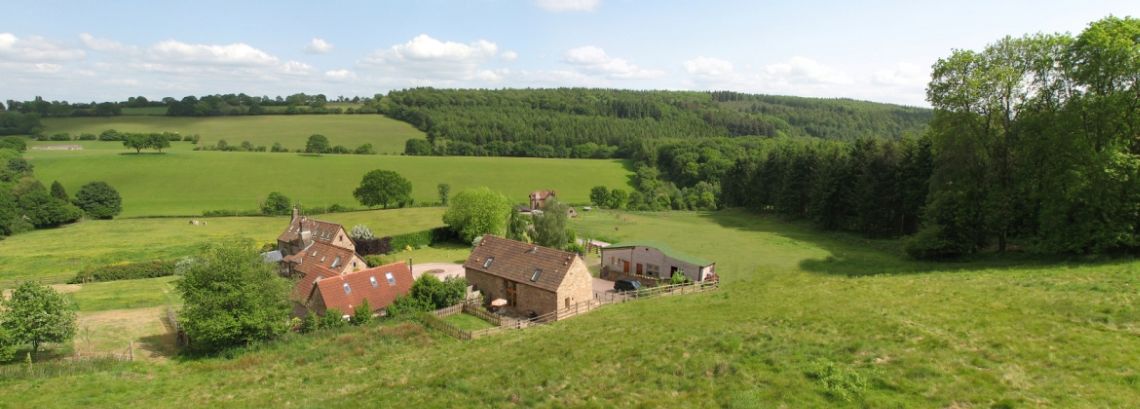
[613, 279, 642, 292]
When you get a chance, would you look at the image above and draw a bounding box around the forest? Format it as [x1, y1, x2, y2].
[384, 88, 931, 158]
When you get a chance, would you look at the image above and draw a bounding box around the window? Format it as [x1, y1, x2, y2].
[385, 272, 396, 286]
[370, 276, 378, 288]
[531, 268, 542, 282]
[343, 283, 351, 294]
[331, 256, 341, 268]
[483, 257, 494, 269]
[646, 263, 660, 277]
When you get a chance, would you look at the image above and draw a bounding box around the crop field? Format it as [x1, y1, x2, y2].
[0, 208, 446, 287]
[24, 146, 632, 217]
[39, 114, 423, 153]
[2, 209, 1137, 407]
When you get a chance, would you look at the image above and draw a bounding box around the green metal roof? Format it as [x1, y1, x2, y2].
[604, 241, 714, 266]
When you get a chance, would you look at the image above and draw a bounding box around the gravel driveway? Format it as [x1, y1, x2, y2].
[411, 262, 466, 280]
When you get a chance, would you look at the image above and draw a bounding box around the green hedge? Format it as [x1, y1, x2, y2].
[69, 260, 178, 284]
[386, 227, 459, 253]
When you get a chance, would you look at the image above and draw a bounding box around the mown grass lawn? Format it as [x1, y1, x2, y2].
[0, 208, 445, 287]
[442, 313, 496, 331]
[39, 114, 423, 153]
[1, 209, 1137, 407]
[67, 276, 180, 312]
[24, 146, 631, 217]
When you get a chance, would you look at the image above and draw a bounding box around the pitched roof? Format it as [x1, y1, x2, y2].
[292, 241, 357, 274]
[604, 241, 714, 266]
[290, 264, 339, 301]
[463, 235, 579, 292]
[310, 261, 413, 313]
[277, 216, 347, 246]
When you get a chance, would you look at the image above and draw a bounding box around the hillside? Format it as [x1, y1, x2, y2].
[1, 209, 1135, 407]
[39, 115, 423, 153]
[24, 141, 632, 217]
[383, 88, 931, 158]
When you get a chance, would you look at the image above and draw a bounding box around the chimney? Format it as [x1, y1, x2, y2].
[291, 205, 300, 221]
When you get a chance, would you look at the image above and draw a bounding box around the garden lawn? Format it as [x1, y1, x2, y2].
[67, 276, 180, 312]
[39, 115, 423, 153]
[24, 148, 631, 217]
[442, 313, 496, 331]
[1, 209, 1137, 407]
[0, 207, 445, 287]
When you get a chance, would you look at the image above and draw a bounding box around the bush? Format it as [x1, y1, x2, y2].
[350, 224, 374, 240]
[76, 133, 96, 141]
[49, 133, 71, 141]
[389, 230, 432, 250]
[320, 309, 348, 329]
[201, 209, 261, 217]
[355, 237, 392, 256]
[260, 192, 292, 216]
[73, 181, 122, 219]
[363, 254, 393, 267]
[350, 300, 373, 325]
[904, 226, 972, 260]
[68, 260, 178, 284]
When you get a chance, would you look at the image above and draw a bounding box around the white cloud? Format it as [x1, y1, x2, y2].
[535, 0, 599, 12]
[79, 33, 137, 54]
[305, 38, 333, 54]
[148, 40, 278, 66]
[325, 69, 356, 80]
[281, 61, 313, 75]
[872, 62, 928, 87]
[563, 46, 663, 79]
[359, 34, 505, 83]
[683, 56, 734, 77]
[501, 50, 518, 62]
[764, 56, 853, 85]
[0, 33, 85, 62]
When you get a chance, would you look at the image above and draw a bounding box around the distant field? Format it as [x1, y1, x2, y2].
[25, 147, 631, 217]
[40, 114, 423, 153]
[0, 208, 446, 287]
[2, 209, 1137, 407]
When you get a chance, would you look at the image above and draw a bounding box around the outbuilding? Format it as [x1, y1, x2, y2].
[600, 241, 716, 283]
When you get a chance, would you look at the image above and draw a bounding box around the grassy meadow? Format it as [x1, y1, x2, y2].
[24, 146, 631, 217]
[0, 208, 446, 287]
[40, 114, 422, 153]
[1, 209, 1137, 407]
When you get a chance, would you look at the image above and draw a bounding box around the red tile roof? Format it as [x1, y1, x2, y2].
[463, 235, 578, 292]
[309, 261, 413, 313]
[292, 241, 357, 274]
[290, 263, 339, 301]
[277, 216, 348, 246]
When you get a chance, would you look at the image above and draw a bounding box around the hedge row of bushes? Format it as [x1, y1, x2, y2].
[202, 203, 362, 217]
[353, 227, 460, 256]
[69, 259, 178, 284]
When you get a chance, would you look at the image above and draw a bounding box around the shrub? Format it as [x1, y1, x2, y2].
[201, 209, 261, 217]
[260, 192, 292, 216]
[73, 181, 122, 219]
[68, 260, 178, 284]
[805, 359, 868, 402]
[355, 237, 392, 256]
[299, 312, 319, 333]
[350, 300, 373, 325]
[904, 226, 972, 260]
[76, 133, 97, 141]
[388, 230, 432, 250]
[49, 133, 71, 141]
[363, 254, 393, 268]
[320, 309, 348, 329]
[350, 224, 374, 240]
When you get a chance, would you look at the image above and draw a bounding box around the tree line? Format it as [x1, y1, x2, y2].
[386, 88, 931, 159]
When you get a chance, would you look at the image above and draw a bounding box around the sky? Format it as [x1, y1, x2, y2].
[0, 0, 1136, 107]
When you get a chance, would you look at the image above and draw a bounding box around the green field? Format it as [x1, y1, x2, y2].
[0, 208, 446, 287]
[2, 209, 1137, 407]
[67, 276, 180, 312]
[40, 114, 423, 153]
[24, 146, 631, 217]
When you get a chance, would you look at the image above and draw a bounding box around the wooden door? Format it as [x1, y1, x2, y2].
[506, 281, 517, 306]
[636, 263, 643, 275]
[622, 260, 630, 273]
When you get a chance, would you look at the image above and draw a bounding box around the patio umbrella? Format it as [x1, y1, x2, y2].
[490, 298, 508, 307]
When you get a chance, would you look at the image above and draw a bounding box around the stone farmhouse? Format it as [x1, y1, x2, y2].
[463, 235, 593, 319]
[274, 208, 409, 317]
[600, 241, 717, 284]
[528, 190, 556, 211]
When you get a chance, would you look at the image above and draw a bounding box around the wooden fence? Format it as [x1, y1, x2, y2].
[421, 279, 721, 340]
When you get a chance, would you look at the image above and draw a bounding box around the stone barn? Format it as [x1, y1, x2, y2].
[463, 235, 593, 319]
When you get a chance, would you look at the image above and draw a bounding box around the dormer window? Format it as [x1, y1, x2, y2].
[483, 257, 494, 269]
[385, 272, 396, 286]
[331, 256, 341, 268]
[531, 268, 542, 282]
[343, 283, 351, 294]
[370, 277, 379, 288]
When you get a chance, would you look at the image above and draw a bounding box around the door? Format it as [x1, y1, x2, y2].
[505, 281, 517, 306]
[622, 260, 630, 273]
[636, 263, 643, 275]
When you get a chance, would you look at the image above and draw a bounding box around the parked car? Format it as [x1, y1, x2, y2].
[613, 279, 642, 292]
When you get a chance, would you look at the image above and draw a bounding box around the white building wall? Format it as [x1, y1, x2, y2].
[601, 246, 706, 282]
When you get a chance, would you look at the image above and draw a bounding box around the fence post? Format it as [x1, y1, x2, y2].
[128, 342, 134, 361]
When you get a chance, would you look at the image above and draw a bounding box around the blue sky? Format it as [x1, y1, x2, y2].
[1, 0, 1136, 106]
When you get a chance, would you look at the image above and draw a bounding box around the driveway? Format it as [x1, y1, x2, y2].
[593, 277, 616, 299]
[411, 262, 465, 281]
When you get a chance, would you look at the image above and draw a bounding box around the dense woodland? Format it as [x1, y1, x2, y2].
[1, 93, 377, 119]
[384, 88, 931, 158]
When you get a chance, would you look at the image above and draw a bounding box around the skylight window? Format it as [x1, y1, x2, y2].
[483, 257, 494, 269]
[343, 283, 351, 294]
[331, 256, 341, 268]
[385, 272, 396, 286]
[531, 268, 542, 282]
[370, 277, 378, 288]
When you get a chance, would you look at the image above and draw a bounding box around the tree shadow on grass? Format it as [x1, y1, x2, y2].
[698, 209, 1134, 277]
